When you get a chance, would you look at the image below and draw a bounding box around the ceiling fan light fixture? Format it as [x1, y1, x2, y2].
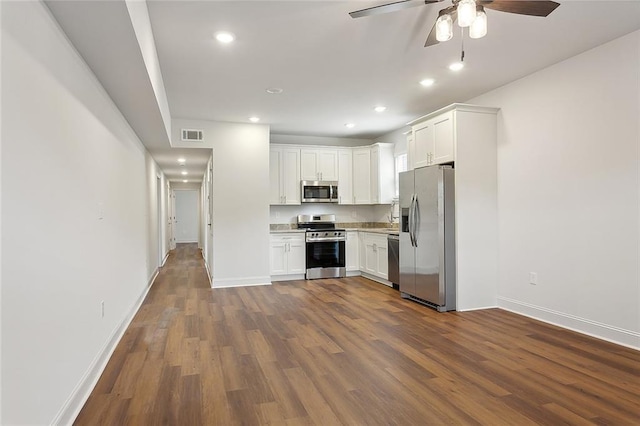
[469, 6, 487, 39]
[435, 13, 453, 42]
[449, 61, 464, 71]
[457, 0, 477, 28]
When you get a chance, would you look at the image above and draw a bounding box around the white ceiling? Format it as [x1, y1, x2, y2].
[48, 1, 640, 182]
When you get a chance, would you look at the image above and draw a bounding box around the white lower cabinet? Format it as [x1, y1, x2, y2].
[346, 231, 359, 272]
[270, 233, 305, 276]
[361, 232, 388, 280]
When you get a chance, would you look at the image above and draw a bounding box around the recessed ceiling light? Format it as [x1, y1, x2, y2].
[266, 87, 283, 94]
[345, 123, 356, 129]
[215, 31, 235, 44]
[449, 62, 464, 71]
[183, 180, 188, 183]
[177, 158, 186, 163]
[249, 116, 260, 123]
[374, 106, 387, 113]
[420, 78, 435, 87]
[181, 171, 188, 175]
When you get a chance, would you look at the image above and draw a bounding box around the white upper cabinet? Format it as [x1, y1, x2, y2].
[370, 144, 395, 205]
[411, 110, 454, 168]
[407, 133, 415, 171]
[300, 148, 338, 181]
[270, 146, 301, 205]
[352, 144, 394, 205]
[352, 147, 371, 204]
[337, 148, 353, 205]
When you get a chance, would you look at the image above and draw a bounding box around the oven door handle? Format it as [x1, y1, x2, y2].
[306, 236, 346, 243]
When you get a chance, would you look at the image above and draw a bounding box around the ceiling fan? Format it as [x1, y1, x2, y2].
[349, 0, 560, 47]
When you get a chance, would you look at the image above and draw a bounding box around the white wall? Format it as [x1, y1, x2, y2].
[145, 152, 169, 277]
[469, 30, 640, 348]
[125, 0, 171, 140]
[271, 133, 373, 147]
[172, 119, 271, 288]
[374, 126, 410, 156]
[1, 2, 164, 423]
[271, 204, 393, 226]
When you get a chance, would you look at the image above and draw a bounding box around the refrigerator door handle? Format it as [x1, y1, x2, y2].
[413, 194, 420, 247]
[409, 194, 417, 247]
[408, 194, 415, 247]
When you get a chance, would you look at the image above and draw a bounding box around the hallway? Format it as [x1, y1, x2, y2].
[74, 244, 640, 425]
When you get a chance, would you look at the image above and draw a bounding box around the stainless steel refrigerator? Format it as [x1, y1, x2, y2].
[399, 165, 456, 312]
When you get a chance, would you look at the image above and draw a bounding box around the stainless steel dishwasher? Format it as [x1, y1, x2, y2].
[388, 234, 400, 289]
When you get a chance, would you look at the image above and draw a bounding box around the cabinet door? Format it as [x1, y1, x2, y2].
[352, 148, 371, 204]
[282, 148, 301, 204]
[317, 149, 338, 180]
[269, 149, 283, 205]
[413, 120, 434, 169]
[364, 235, 378, 275]
[287, 237, 306, 274]
[432, 111, 454, 164]
[300, 149, 319, 180]
[338, 149, 353, 205]
[358, 232, 367, 270]
[375, 236, 388, 280]
[270, 240, 287, 275]
[370, 146, 380, 204]
[407, 134, 415, 171]
[346, 231, 359, 271]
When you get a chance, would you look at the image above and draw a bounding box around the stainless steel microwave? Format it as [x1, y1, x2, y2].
[301, 181, 339, 203]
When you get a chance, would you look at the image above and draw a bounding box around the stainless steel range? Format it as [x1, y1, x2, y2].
[297, 214, 346, 279]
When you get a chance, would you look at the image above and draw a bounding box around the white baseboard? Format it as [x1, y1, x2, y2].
[360, 272, 393, 287]
[161, 251, 169, 267]
[212, 276, 272, 288]
[498, 296, 640, 350]
[270, 273, 306, 282]
[457, 304, 499, 312]
[203, 258, 213, 286]
[346, 270, 361, 277]
[52, 272, 157, 425]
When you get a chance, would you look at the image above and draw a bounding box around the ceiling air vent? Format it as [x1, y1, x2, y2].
[181, 129, 204, 142]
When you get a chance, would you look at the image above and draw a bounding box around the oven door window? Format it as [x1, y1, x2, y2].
[306, 241, 345, 268]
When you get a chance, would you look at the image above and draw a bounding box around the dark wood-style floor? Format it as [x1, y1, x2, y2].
[75, 243, 640, 425]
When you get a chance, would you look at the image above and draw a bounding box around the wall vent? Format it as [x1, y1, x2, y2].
[181, 129, 204, 142]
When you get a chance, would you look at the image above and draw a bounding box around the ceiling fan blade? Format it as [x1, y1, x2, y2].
[425, 6, 456, 47]
[350, 0, 442, 19]
[481, 0, 560, 17]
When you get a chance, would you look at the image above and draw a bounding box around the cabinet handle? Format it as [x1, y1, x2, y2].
[284, 195, 287, 203]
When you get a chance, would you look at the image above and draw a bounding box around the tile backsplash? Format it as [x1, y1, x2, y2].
[270, 204, 396, 225]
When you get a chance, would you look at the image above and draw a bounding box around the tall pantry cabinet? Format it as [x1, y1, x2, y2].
[408, 103, 500, 311]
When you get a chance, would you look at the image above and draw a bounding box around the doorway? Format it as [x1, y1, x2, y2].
[174, 190, 199, 243]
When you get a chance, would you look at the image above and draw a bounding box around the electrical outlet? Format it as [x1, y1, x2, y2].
[101, 301, 105, 318]
[529, 272, 538, 285]
[275, 211, 280, 218]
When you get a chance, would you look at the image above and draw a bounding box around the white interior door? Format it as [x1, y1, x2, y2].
[175, 190, 199, 243]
